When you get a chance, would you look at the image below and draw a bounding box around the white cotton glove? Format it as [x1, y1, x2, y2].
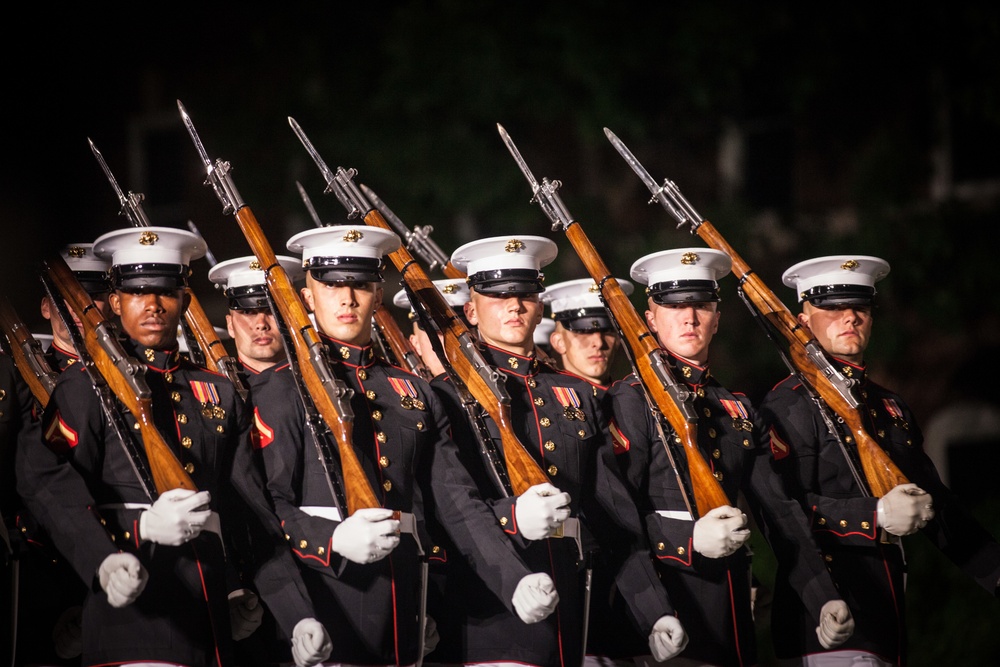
[648, 614, 689, 662]
[51, 605, 83, 659]
[228, 589, 263, 641]
[514, 483, 572, 541]
[331, 507, 401, 564]
[512, 572, 559, 623]
[692, 505, 751, 558]
[97, 552, 148, 608]
[291, 617, 333, 667]
[423, 614, 440, 656]
[877, 483, 934, 536]
[139, 488, 212, 546]
[816, 599, 855, 649]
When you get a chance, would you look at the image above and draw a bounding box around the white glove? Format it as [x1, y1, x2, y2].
[51, 605, 83, 659]
[877, 483, 934, 536]
[291, 617, 333, 667]
[816, 599, 854, 649]
[514, 483, 572, 541]
[97, 552, 148, 608]
[139, 488, 212, 546]
[423, 614, 440, 656]
[229, 589, 263, 641]
[512, 572, 559, 623]
[692, 505, 751, 558]
[331, 507, 401, 564]
[648, 614, 689, 662]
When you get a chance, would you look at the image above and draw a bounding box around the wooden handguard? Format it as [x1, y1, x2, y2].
[564, 222, 731, 516]
[182, 289, 229, 373]
[232, 206, 380, 514]
[362, 209, 550, 495]
[373, 304, 432, 381]
[44, 256, 196, 494]
[694, 221, 909, 497]
[0, 295, 58, 406]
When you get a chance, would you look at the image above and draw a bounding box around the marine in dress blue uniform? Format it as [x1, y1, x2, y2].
[429, 236, 679, 667]
[253, 225, 535, 666]
[15, 227, 329, 667]
[760, 255, 1000, 666]
[607, 248, 852, 667]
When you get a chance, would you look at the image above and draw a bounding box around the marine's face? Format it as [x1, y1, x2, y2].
[645, 300, 720, 365]
[798, 301, 872, 364]
[110, 288, 187, 349]
[301, 274, 381, 346]
[464, 291, 543, 356]
[549, 323, 619, 384]
[226, 308, 284, 371]
[40, 293, 110, 351]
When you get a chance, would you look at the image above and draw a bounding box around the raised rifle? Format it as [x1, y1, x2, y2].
[296, 181, 431, 380]
[41, 256, 190, 497]
[177, 100, 380, 515]
[604, 128, 908, 499]
[288, 116, 550, 497]
[497, 123, 730, 519]
[87, 138, 248, 400]
[0, 294, 59, 406]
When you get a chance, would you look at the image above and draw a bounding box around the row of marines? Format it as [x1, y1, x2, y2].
[2, 221, 998, 667]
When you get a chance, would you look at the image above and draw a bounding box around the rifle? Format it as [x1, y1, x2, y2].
[497, 123, 730, 518]
[42, 256, 191, 496]
[288, 116, 551, 496]
[177, 100, 381, 515]
[359, 184, 465, 280]
[603, 128, 909, 499]
[87, 138, 247, 399]
[296, 181, 431, 380]
[0, 295, 59, 406]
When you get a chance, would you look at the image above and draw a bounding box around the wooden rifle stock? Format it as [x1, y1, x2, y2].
[0, 295, 58, 406]
[362, 209, 550, 495]
[693, 222, 909, 497]
[563, 223, 730, 516]
[231, 206, 380, 514]
[182, 288, 248, 401]
[43, 256, 196, 495]
[373, 304, 433, 381]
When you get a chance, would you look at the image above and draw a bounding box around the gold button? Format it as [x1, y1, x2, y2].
[164, 372, 173, 383]
[177, 414, 188, 425]
[527, 378, 537, 388]
[382, 480, 392, 492]
[544, 440, 556, 452]
[317, 547, 325, 555]
[824, 554, 833, 562]
[743, 439, 751, 448]
[284, 534, 290, 541]
[861, 521, 871, 530]
[145, 348, 155, 361]
[184, 463, 195, 474]
[182, 436, 193, 449]
[708, 427, 717, 438]
[372, 410, 383, 421]
[703, 407, 711, 417]
[377, 432, 387, 443]
[507, 357, 519, 369]
[818, 517, 827, 525]
[697, 388, 705, 398]
[862, 390, 868, 399]
[416, 422, 425, 431]
[540, 417, 551, 427]
[534, 397, 545, 406]
[366, 390, 376, 400]
[171, 391, 182, 403]
[577, 430, 585, 438]
[339, 347, 350, 359]
[712, 449, 721, 459]
[133, 422, 141, 430]
[216, 425, 225, 433]
[299, 539, 308, 548]
[379, 455, 390, 468]
[877, 430, 885, 439]
[844, 435, 854, 444]
[906, 439, 913, 446]
[673, 436, 682, 444]
[870, 409, 878, 418]
[657, 542, 665, 551]
[713, 471, 723, 482]
[547, 465, 558, 476]
[432, 545, 441, 554]
[500, 516, 508, 526]
[123, 531, 131, 540]
[676, 546, 685, 555]
[358, 369, 368, 380]
[839, 520, 848, 528]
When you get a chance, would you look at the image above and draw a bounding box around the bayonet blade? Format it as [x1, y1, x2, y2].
[88, 138, 127, 205]
[603, 127, 688, 224]
[496, 123, 541, 193]
[359, 184, 409, 239]
[186, 221, 218, 267]
[296, 181, 325, 228]
[177, 100, 213, 171]
[288, 117, 337, 189]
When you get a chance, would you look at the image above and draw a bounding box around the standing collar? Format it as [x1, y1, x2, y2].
[479, 342, 541, 377]
[320, 334, 377, 368]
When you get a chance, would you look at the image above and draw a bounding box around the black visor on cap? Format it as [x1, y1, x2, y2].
[111, 263, 188, 290]
[307, 256, 384, 284]
[801, 284, 875, 307]
[226, 284, 270, 311]
[554, 307, 613, 332]
[74, 270, 112, 297]
[648, 279, 720, 305]
[467, 269, 544, 296]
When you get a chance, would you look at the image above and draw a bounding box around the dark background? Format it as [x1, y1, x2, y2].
[4, 3, 1000, 663]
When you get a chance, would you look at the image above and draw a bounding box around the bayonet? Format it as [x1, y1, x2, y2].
[359, 184, 453, 275]
[89, 138, 153, 228]
[602, 128, 690, 227]
[186, 220, 218, 267]
[287, 117, 366, 218]
[296, 181, 326, 228]
[496, 124, 574, 232]
[178, 100, 243, 215]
